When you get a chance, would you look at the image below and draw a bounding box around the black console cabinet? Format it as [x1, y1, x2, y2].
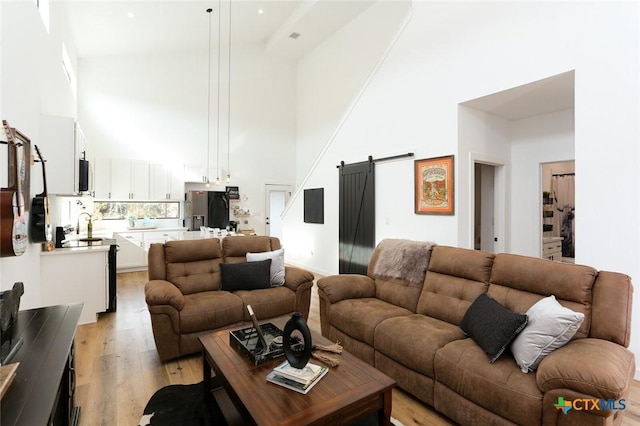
[1, 303, 82, 426]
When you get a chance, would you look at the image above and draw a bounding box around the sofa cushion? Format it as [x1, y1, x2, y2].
[330, 298, 412, 346]
[460, 293, 528, 363]
[233, 286, 296, 321]
[536, 338, 635, 400]
[164, 238, 222, 263]
[246, 248, 285, 286]
[179, 291, 244, 333]
[166, 258, 223, 295]
[488, 253, 596, 340]
[434, 338, 543, 425]
[220, 259, 272, 291]
[511, 295, 584, 373]
[416, 246, 494, 325]
[375, 314, 465, 378]
[222, 236, 280, 263]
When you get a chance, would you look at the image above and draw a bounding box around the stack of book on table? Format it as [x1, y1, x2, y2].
[266, 360, 328, 394]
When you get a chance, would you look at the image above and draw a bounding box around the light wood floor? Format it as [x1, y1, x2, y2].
[75, 272, 640, 425]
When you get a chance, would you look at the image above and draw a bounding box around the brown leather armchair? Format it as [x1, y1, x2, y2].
[145, 236, 314, 361]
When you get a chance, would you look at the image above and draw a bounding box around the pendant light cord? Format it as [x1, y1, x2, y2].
[216, 0, 221, 184]
[227, 0, 231, 182]
[206, 8, 213, 185]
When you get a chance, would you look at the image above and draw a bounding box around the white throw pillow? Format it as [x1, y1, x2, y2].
[511, 295, 584, 373]
[246, 248, 285, 286]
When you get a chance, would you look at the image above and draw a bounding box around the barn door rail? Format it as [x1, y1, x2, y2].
[336, 152, 414, 168]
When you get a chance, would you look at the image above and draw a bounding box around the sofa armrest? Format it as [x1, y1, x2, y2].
[536, 338, 635, 400]
[317, 275, 376, 304]
[145, 280, 185, 311]
[283, 266, 314, 292]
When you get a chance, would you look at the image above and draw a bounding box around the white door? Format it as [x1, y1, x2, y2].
[264, 184, 291, 239]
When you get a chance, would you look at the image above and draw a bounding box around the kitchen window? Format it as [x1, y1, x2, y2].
[94, 201, 180, 220]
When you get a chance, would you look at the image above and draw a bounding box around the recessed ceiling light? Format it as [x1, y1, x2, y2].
[257, 9, 264, 14]
[289, 32, 300, 39]
[127, 12, 135, 19]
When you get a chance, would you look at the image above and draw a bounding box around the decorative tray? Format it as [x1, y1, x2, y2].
[230, 322, 302, 365]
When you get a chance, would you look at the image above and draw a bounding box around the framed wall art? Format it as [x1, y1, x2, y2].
[414, 155, 454, 215]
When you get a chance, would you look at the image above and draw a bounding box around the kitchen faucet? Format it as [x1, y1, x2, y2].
[77, 212, 93, 238]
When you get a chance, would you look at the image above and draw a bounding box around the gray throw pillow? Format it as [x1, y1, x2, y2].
[246, 248, 285, 286]
[510, 295, 584, 373]
[220, 259, 272, 291]
[460, 293, 528, 363]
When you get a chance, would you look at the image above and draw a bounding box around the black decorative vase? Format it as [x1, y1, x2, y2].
[283, 312, 312, 368]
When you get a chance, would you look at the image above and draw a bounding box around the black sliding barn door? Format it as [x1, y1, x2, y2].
[339, 159, 375, 274]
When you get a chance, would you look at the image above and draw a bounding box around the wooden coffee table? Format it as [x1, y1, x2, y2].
[199, 321, 396, 426]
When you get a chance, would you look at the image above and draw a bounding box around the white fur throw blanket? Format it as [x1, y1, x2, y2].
[373, 239, 437, 285]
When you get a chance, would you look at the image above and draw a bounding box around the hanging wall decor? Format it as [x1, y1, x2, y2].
[414, 155, 455, 215]
[1, 121, 31, 257]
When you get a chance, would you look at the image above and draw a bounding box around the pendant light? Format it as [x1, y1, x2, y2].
[214, 0, 222, 186]
[226, 0, 232, 184]
[205, 8, 213, 188]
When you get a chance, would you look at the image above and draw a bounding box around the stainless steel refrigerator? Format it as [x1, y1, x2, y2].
[184, 191, 230, 230]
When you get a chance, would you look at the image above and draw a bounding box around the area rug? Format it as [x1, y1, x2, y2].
[138, 379, 404, 426]
[138, 379, 226, 426]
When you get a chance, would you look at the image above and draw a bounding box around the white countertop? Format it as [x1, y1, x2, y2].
[41, 230, 116, 256]
[39, 227, 218, 255]
[169, 230, 254, 241]
[41, 243, 111, 256]
[171, 230, 218, 240]
[117, 227, 187, 234]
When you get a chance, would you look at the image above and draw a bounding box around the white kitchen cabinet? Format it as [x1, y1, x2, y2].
[184, 165, 209, 183]
[115, 229, 186, 270]
[150, 163, 185, 200]
[93, 157, 111, 199]
[112, 159, 150, 200]
[95, 159, 150, 200]
[143, 230, 185, 249]
[40, 115, 89, 195]
[110, 159, 131, 199]
[131, 161, 150, 199]
[114, 232, 146, 270]
[40, 247, 108, 325]
[94, 159, 184, 201]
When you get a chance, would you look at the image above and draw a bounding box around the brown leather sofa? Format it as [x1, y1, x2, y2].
[318, 239, 635, 425]
[145, 236, 314, 361]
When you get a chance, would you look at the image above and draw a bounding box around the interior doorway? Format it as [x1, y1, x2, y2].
[264, 184, 291, 239]
[541, 161, 575, 262]
[472, 159, 505, 253]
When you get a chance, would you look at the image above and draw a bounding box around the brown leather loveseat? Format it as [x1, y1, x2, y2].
[145, 236, 314, 361]
[318, 239, 634, 425]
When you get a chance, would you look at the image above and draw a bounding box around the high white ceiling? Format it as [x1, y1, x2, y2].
[61, 0, 376, 58]
[462, 71, 575, 121]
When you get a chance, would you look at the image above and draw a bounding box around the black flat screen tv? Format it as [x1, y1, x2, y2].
[303, 188, 324, 224]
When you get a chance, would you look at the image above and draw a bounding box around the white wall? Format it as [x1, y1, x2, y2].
[295, 0, 411, 186]
[510, 109, 575, 257]
[458, 107, 511, 252]
[78, 43, 297, 234]
[282, 1, 640, 366]
[1, 1, 78, 309]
